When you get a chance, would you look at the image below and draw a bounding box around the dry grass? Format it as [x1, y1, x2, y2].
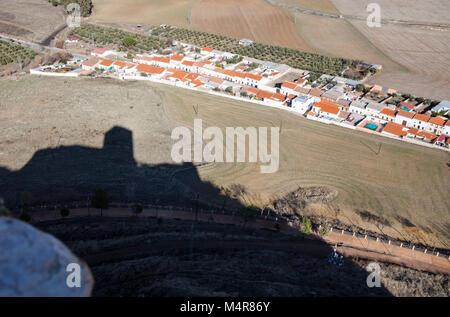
[1, 76, 449, 248]
[0, 0, 65, 42]
[159, 82, 450, 248]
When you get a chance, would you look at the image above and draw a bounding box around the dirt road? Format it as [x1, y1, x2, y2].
[27, 206, 450, 275]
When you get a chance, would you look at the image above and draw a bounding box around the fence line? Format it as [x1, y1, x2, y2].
[10, 200, 450, 260]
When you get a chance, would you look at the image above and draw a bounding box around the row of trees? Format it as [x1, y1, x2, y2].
[169, 27, 350, 75]
[0, 40, 37, 66]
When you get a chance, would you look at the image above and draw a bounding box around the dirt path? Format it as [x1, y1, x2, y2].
[28, 206, 450, 275]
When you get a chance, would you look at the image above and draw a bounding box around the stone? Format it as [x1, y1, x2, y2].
[0, 217, 93, 296]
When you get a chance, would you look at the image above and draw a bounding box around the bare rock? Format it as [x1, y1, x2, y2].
[0, 217, 94, 296]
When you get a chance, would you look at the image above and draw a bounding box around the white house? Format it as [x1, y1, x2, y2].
[65, 37, 78, 44]
[349, 100, 367, 116]
[91, 48, 114, 58]
[291, 94, 315, 115]
[365, 102, 384, 118]
[394, 110, 415, 127]
[81, 57, 100, 70]
[410, 114, 431, 131]
[431, 100, 450, 115]
[444, 121, 450, 135]
[427, 116, 447, 135]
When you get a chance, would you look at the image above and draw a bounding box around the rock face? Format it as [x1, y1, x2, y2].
[0, 217, 93, 296]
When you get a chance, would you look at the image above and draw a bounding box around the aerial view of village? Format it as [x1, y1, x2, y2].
[0, 0, 449, 303]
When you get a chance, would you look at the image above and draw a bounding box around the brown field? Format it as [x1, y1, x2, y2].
[330, 0, 450, 99]
[331, 0, 449, 24]
[2, 76, 446, 247]
[190, 0, 314, 51]
[293, 12, 406, 73]
[0, 0, 65, 43]
[90, 0, 197, 28]
[275, 0, 339, 14]
[347, 21, 450, 100]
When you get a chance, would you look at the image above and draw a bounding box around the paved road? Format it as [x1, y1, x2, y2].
[0, 33, 89, 60]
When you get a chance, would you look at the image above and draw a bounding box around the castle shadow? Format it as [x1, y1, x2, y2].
[0, 126, 393, 296]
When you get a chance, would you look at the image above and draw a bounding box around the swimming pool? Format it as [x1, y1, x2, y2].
[365, 123, 378, 130]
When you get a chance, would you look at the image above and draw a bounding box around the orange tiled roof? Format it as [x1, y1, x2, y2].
[282, 81, 297, 89]
[99, 59, 113, 66]
[202, 47, 213, 52]
[380, 108, 396, 117]
[413, 114, 430, 122]
[170, 54, 184, 62]
[113, 61, 127, 68]
[383, 122, 407, 137]
[182, 60, 194, 66]
[270, 93, 286, 102]
[429, 116, 446, 126]
[396, 110, 414, 119]
[136, 64, 165, 74]
[152, 56, 170, 64]
[245, 73, 263, 81]
[418, 131, 437, 140]
[256, 90, 273, 100]
[315, 102, 339, 115]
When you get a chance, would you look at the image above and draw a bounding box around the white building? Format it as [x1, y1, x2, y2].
[291, 94, 315, 115]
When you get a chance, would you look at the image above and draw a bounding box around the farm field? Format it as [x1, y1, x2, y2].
[331, 0, 450, 24]
[0, 0, 65, 43]
[347, 21, 450, 100]
[1, 76, 448, 249]
[189, 0, 313, 52]
[293, 12, 406, 75]
[89, 0, 197, 28]
[330, 0, 450, 100]
[274, 0, 339, 14]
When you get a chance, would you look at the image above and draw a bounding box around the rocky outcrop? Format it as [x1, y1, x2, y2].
[0, 217, 93, 296]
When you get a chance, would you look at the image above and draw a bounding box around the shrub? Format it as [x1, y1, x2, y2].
[301, 216, 312, 235]
[122, 37, 137, 48]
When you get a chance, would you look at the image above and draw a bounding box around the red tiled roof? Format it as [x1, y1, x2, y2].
[99, 59, 113, 66]
[202, 47, 213, 52]
[396, 110, 414, 119]
[113, 61, 127, 68]
[245, 73, 263, 81]
[170, 54, 184, 61]
[182, 60, 194, 66]
[383, 122, 407, 137]
[417, 131, 437, 140]
[136, 64, 165, 74]
[256, 90, 273, 100]
[413, 114, 430, 122]
[380, 108, 396, 117]
[429, 116, 446, 126]
[282, 81, 297, 89]
[315, 102, 339, 115]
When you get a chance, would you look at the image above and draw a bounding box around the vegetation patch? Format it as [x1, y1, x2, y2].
[0, 40, 37, 66]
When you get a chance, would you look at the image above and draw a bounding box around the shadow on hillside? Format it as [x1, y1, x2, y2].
[0, 126, 392, 296]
